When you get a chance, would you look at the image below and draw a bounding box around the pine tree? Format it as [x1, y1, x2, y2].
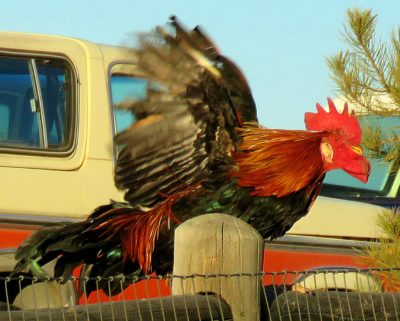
[327, 8, 399, 162]
[361, 209, 400, 292]
[327, 9, 400, 291]
[327, 8, 400, 114]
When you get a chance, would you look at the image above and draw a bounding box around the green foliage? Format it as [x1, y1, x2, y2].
[362, 123, 400, 163]
[330, 9, 400, 291]
[361, 209, 400, 291]
[327, 8, 400, 114]
[327, 8, 400, 162]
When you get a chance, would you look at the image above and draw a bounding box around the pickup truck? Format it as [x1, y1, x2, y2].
[0, 32, 399, 305]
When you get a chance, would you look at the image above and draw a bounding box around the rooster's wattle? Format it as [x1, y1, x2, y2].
[14, 17, 370, 294]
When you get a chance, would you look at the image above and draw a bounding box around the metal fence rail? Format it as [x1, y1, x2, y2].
[1, 268, 400, 321]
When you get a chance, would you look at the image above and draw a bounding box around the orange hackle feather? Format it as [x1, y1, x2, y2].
[232, 125, 327, 197]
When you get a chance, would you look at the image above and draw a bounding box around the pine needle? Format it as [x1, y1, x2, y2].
[360, 209, 400, 291]
[327, 8, 400, 113]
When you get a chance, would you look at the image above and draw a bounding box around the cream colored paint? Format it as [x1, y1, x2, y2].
[289, 196, 383, 238]
[0, 158, 124, 218]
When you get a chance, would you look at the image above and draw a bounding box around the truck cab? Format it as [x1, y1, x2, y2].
[0, 32, 399, 300]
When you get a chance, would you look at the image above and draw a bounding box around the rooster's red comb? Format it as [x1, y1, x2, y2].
[304, 98, 362, 145]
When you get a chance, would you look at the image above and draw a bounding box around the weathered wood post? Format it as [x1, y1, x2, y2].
[172, 213, 264, 321]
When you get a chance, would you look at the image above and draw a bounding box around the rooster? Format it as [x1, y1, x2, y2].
[13, 17, 370, 294]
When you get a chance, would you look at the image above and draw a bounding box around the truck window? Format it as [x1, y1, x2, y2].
[0, 56, 74, 152]
[0, 103, 10, 140]
[322, 115, 400, 197]
[110, 73, 147, 134]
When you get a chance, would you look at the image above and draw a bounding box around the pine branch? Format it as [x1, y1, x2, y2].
[328, 8, 400, 114]
[360, 209, 400, 292]
[326, 51, 375, 112]
[389, 28, 400, 101]
[344, 9, 392, 93]
[331, 11, 400, 290]
[327, 9, 400, 171]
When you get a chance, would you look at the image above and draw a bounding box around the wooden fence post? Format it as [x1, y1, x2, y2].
[172, 213, 264, 321]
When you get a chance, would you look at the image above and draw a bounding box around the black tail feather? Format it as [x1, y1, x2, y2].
[12, 201, 143, 295]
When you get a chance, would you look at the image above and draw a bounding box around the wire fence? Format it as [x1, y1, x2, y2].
[1, 268, 400, 321]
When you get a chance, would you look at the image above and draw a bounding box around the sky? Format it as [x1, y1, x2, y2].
[0, 0, 399, 129]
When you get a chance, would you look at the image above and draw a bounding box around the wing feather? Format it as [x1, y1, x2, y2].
[116, 113, 199, 160]
[116, 135, 198, 174]
[124, 157, 208, 204]
[115, 17, 258, 206]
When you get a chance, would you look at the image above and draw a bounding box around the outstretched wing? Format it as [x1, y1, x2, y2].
[115, 17, 258, 206]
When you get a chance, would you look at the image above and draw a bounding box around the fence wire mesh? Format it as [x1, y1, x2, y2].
[0, 268, 399, 321]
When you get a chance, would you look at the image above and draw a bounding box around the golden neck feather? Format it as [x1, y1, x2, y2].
[232, 125, 327, 197]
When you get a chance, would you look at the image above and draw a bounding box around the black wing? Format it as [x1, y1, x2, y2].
[115, 17, 258, 207]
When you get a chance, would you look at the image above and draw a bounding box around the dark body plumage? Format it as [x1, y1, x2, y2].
[15, 176, 324, 295]
[13, 17, 331, 295]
